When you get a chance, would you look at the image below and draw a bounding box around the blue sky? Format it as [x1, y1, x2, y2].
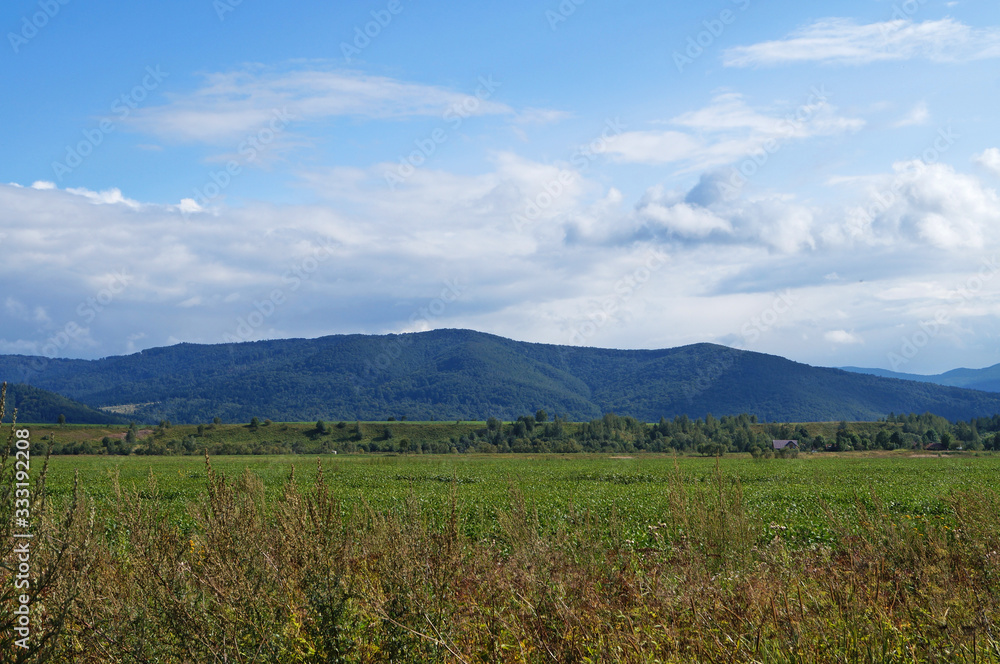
[3, 0, 1000, 374]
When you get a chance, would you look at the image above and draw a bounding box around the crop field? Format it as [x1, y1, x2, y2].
[4, 448, 1000, 662]
[42, 451, 1000, 549]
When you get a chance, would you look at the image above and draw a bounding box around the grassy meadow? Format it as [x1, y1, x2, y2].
[3, 440, 1000, 661]
[38, 451, 1000, 549]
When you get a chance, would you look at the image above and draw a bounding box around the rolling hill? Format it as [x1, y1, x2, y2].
[0, 383, 127, 425]
[1, 329, 999, 423]
[842, 364, 1000, 394]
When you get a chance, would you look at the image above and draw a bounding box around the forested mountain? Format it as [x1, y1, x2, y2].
[1, 329, 999, 424]
[0, 383, 126, 425]
[842, 364, 1000, 393]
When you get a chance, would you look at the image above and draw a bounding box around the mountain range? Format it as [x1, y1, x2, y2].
[1, 329, 999, 424]
[841, 365, 1000, 394]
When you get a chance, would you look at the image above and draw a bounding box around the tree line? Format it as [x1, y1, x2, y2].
[25, 410, 1000, 456]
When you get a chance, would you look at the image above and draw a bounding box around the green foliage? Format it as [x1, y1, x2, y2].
[17, 409, 1000, 457]
[4, 330, 1000, 424]
[0, 384, 125, 425]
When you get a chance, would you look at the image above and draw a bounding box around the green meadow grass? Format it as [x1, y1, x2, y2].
[46, 451, 998, 548]
[7, 448, 1000, 662]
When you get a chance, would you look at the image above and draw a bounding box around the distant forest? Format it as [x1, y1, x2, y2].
[4, 329, 1000, 424]
[32, 411, 1000, 457]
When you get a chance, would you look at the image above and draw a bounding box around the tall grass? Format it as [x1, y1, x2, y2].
[0, 384, 98, 663]
[2, 406, 999, 660]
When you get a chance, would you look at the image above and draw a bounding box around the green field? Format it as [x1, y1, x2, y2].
[44, 451, 997, 549]
[5, 448, 1000, 662]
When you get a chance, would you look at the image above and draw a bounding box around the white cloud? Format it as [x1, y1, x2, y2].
[833, 160, 1000, 250]
[724, 18, 1000, 67]
[3, 150, 1000, 373]
[512, 108, 572, 125]
[670, 92, 862, 137]
[824, 330, 863, 344]
[604, 92, 863, 169]
[602, 130, 704, 165]
[300, 150, 599, 249]
[635, 183, 817, 254]
[893, 101, 930, 127]
[65, 186, 142, 208]
[127, 65, 517, 144]
[975, 148, 1000, 178]
[125, 332, 147, 354]
[637, 193, 732, 238]
[5, 298, 49, 324]
[178, 198, 203, 214]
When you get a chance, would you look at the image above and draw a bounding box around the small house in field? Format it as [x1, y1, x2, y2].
[772, 439, 799, 450]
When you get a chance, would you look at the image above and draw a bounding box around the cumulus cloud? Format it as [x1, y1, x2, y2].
[627, 154, 1000, 260]
[637, 195, 732, 239]
[724, 18, 1000, 67]
[4, 148, 1000, 372]
[0, 160, 618, 357]
[633, 172, 818, 254]
[832, 160, 1000, 250]
[975, 148, 1000, 178]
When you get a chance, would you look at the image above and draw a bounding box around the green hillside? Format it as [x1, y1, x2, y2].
[0, 383, 126, 425]
[1, 329, 999, 424]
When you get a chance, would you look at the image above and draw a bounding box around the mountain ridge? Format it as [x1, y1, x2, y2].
[842, 363, 1000, 394]
[1, 329, 998, 423]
